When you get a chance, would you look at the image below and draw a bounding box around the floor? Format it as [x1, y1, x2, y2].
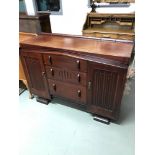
[19, 78, 135, 155]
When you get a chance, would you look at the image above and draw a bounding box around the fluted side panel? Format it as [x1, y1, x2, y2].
[93, 69, 118, 111]
[25, 57, 45, 90]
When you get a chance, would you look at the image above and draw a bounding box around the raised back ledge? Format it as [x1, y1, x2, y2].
[40, 32, 134, 43]
[20, 32, 134, 45]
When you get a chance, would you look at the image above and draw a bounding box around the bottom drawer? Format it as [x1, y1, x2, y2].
[48, 79, 87, 104]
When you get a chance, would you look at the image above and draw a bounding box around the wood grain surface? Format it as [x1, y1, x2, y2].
[20, 33, 133, 60]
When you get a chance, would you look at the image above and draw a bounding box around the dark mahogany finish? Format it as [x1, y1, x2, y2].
[20, 33, 133, 121]
[45, 66, 87, 86]
[43, 54, 87, 72]
[48, 79, 87, 104]
[20, 51, 51, 100]
[87, 62, 127, 120]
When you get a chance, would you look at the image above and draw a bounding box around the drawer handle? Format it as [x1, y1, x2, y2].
[50, 68, 54, 76]
[52, 84, 56, 91]
[48, 56, 52, 64]
[77, 90, 81, 97]
[88, 81, 91, 90]
[77, 73, 80, 82]
[42, 72, 45, 77]
[76, 60, 80, 69]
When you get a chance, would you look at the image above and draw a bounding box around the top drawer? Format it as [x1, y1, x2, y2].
[43, 54, 87, 72]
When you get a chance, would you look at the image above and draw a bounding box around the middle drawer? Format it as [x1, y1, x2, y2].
[45, 66, 87, 86]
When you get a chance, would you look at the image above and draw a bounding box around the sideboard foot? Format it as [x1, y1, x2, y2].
[29, 93, 34, 99]
[36, 97, 50, 105]
[93, 115, 110, 125]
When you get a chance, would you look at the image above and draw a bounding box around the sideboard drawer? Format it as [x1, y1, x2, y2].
[43, 54, 87, 72]
[48, 79, 87, 104]
[45, 66, 87, 86]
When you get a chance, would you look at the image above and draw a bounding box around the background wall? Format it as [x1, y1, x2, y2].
[24, 0, 135, 35]
[19, 0, 26, 12]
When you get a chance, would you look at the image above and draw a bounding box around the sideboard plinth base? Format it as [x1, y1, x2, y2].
[36, 97, 50, 105]
[93, 115, 110, 125]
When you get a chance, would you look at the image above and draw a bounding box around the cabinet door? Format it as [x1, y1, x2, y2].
[87, 62, 127, 120]
[20, 51, 50, 99]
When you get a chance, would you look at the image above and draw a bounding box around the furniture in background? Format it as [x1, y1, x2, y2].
[19, 12, 51, 97]
[20, 33, 134, 121]
[82, 13, 135, 41]
[90, 0, 135, 4]
[19, 13, 51, 33]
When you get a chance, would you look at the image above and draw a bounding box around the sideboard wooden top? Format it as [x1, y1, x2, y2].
[19, 32, 37, 43]
[20, 33, 134, 62]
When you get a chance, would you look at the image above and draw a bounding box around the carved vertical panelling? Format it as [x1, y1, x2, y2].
[25, 57, 45, 90]
[58, 70, 72, 80]
[93, 69, 118, 111]
[20, 52, 50, 99]
[88, 61, 127, 120]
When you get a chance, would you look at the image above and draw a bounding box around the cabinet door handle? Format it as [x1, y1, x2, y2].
[52, 84, 56, 91]
[48, 56, 52, 64]
[88, 81, 91, 90]
[76, 60, 80, 69]
[77, 90, 81, 97]
[50, 68, 54, 76]
[77, 73, 80, 82]
[42, 72, 45, 77]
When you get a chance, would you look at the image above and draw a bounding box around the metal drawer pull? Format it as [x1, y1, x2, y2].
[48, 56, 52, 64]
[52, 84, 56, 91]
[77, 90, 81, 97]
[76, 60, 80, 69]
[77, 73, 80, 82]
[50, 68, 54, 76]
[42, 72, 45, 77]
[88, 81, 91, 90]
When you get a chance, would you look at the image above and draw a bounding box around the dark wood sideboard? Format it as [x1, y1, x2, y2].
[20, 33, 133, 121]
